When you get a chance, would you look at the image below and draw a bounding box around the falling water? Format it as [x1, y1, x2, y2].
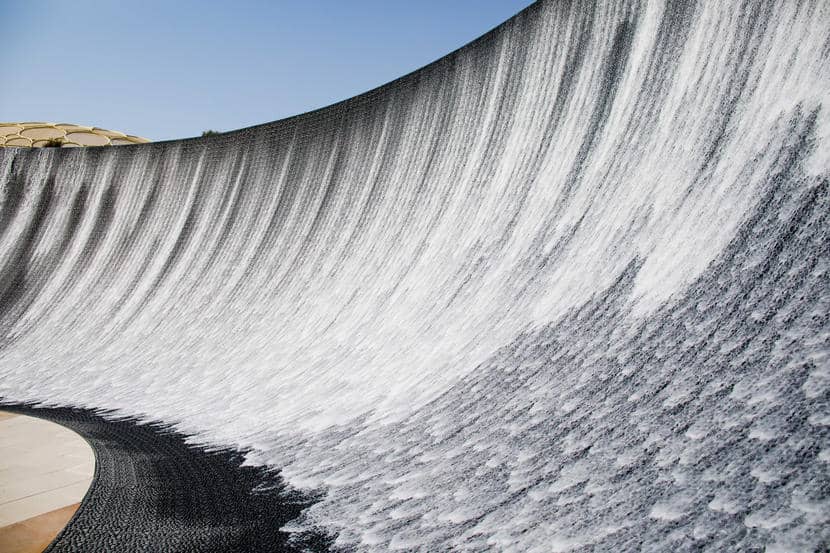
[1, 1, 828, 550]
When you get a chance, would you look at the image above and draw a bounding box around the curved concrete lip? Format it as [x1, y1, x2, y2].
[0, 410, 94, 552]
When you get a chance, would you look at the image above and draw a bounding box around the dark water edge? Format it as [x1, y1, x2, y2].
[0, 402, 334, 553]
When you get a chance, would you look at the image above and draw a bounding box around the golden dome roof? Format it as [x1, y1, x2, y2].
[0, 122, 149, 148]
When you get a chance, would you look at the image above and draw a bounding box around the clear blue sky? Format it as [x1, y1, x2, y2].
[0, 1, 535, 141]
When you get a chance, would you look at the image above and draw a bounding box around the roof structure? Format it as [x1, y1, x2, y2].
[0, 122, 148, 148]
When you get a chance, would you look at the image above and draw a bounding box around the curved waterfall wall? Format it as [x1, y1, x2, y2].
[1, 1, 829, 550]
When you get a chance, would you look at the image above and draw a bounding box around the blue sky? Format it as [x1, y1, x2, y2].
[0, 1, 535, 141]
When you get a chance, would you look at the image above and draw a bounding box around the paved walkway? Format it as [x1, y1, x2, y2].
[0, 410, 94, 552]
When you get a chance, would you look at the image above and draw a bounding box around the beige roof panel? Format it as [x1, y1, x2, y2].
[55, 123, 92, 132]
[92, 128, 127, 139]
[21, 126, 66, 140]
[65, 131, 109, 146]
[6, 137, 33, 147]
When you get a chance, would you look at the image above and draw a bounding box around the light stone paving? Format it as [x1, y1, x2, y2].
[0, 411, 94, 527]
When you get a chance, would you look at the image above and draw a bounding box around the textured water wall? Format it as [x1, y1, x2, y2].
[1, 1, 829, 551]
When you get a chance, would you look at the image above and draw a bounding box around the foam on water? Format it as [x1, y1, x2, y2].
[1, 1, 829, 550]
